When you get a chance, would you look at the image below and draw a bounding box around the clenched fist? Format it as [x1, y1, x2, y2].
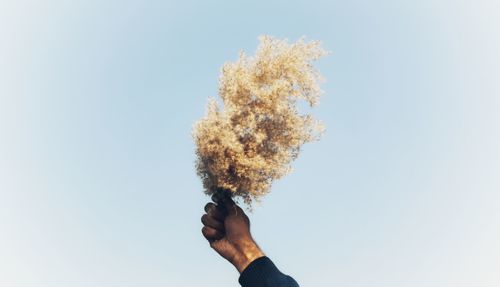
[201, 192, 265, 273]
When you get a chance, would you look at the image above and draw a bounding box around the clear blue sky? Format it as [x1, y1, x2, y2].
[1, 0, 499, 286]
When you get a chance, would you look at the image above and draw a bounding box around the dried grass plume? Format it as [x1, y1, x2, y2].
[193, 35, 328, 206]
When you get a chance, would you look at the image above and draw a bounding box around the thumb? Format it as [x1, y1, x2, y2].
[222, 195, 238, 214]
[212, 188, 237, 212]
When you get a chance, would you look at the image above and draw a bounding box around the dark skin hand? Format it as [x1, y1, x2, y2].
[201, 194, 265, 273]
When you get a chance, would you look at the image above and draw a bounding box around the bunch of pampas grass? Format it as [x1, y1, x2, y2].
[193, 35, 327, 207]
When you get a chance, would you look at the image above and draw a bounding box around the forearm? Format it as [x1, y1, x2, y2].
[232, 240, 265, 273]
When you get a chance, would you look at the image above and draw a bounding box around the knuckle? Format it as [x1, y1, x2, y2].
[208, 209, 218, 218]
[204, 203, 212, 212]
[209, 207, 221, 217]
[202, 226, 213, 237]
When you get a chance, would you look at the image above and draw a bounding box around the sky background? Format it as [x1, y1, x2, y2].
[1, 0, 499, 286]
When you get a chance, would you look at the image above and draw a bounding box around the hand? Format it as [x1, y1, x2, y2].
[201, 193, 265, 273]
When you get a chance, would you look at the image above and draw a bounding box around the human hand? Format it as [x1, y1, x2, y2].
[201, 193, 265, 273]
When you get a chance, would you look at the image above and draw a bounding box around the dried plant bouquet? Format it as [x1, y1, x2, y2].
[193, 35, 327, 207]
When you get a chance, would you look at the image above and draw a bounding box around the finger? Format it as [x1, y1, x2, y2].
[212, 188, 232, 206]
[201, 226, 223, 241]
[212, 191, 237, 216]
[201, 214, 224, 231]
[211, 193, 222, 204]
[204, 202, 225, 221]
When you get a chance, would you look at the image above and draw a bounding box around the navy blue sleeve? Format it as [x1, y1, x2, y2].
[238, 256, 300, 287]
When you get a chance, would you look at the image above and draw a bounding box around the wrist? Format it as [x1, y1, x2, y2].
[232, 240, 265, 273]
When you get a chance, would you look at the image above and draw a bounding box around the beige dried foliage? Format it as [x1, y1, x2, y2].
[193, 35, 327, 206]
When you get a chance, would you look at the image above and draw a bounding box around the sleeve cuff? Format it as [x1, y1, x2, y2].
[239, 256, 276, 286]
[239, 256, 296, 287]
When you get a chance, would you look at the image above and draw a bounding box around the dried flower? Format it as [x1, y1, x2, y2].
[193, 35, 327, 206]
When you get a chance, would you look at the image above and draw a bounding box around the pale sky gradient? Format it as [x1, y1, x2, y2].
[1, 0, 499, 286]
